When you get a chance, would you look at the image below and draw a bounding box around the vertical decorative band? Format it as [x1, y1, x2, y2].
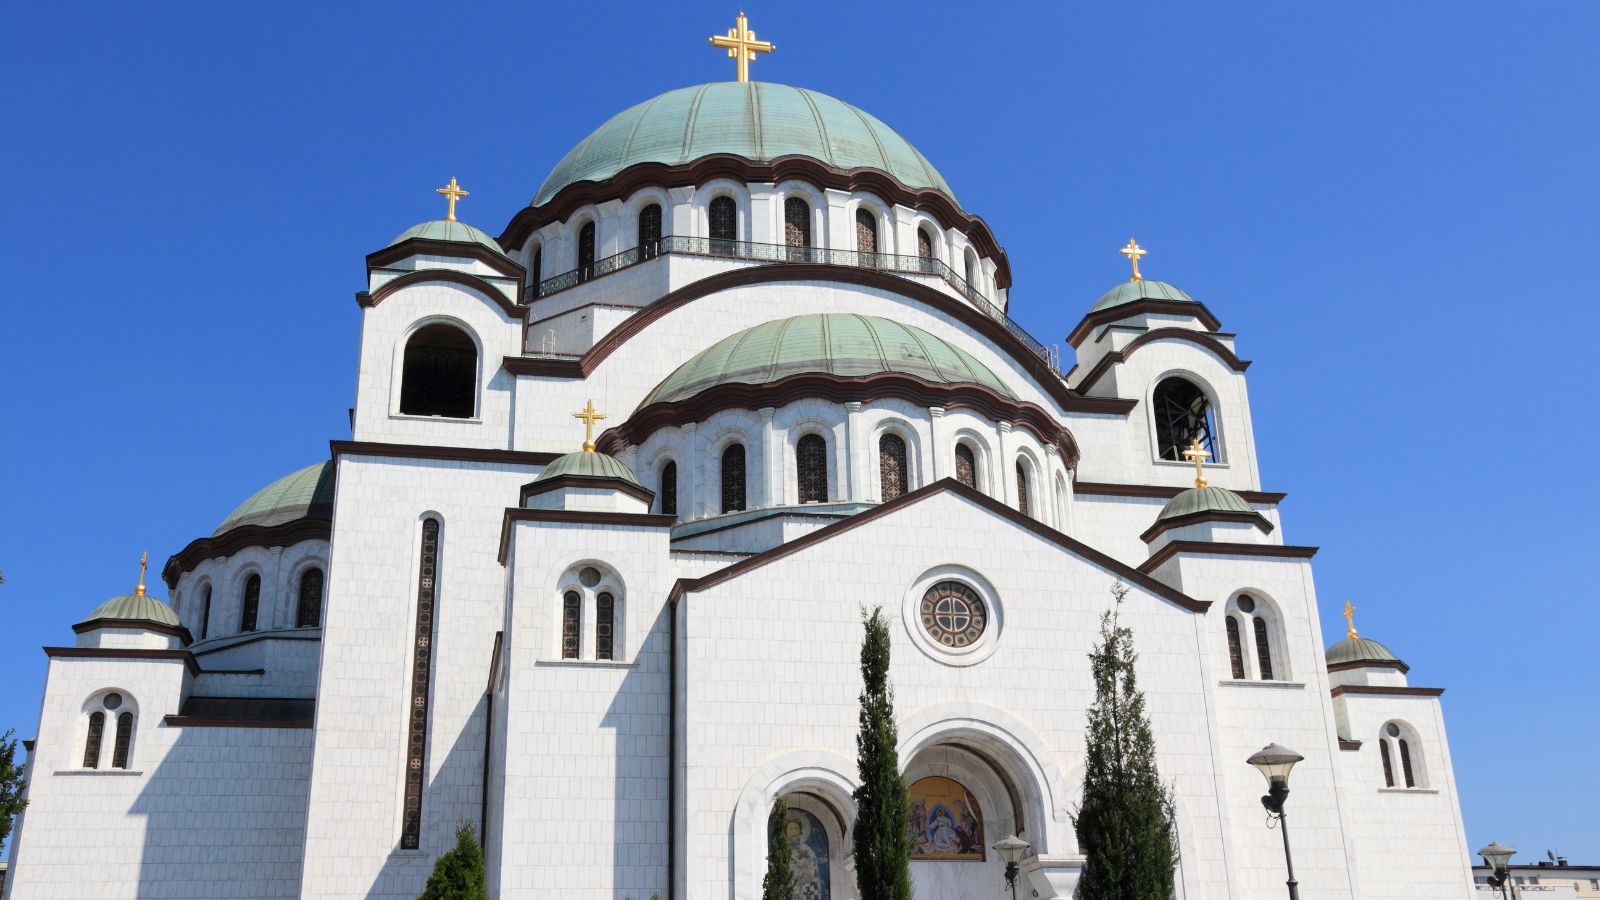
[401, 517, 440, 849]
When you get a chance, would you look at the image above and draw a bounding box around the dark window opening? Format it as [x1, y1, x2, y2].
[721, 444, 747, 513]
[530, 246, 542, 291]
[880, 433, 908, 501]
[1153, 377, 1218, 463]
[1379, 739, 1395, 787]
[596, 592, 615, 661]
[710, 196, 737, 255]
[797, 434, 828, 503]
[577, 221, 596, 282]
[111, 712, 133, 769]
[955, 444, 977, 489]
[400, 517, 440, 849]
[1398, 739, 1415, 788]
[240, 574, 260, 633]
[1015, 462, 1030, 516]
[660, 461, 678, 516]
[561, 591, 581, 660]
[199, 586, 212, 640]
[296, 568, 324, 628]
[400, 324, 477, 418]
[917, 227, 934, 262]
[1226, 617, 1246, 679]
[855, 208, 878, 262]
[784, 197, 811, 261]
[639, 204, 662, 260]
[1252, 616, 1274, 680]
[83, 711, 105, 768]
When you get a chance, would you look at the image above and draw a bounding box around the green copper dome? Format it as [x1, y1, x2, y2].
[536, 451, 641, 486]
[1091, 279, 1196, 313]
[1326, 636, 1405, 668]
[389, 219, 509, 256]
[215, 462, 335, 536]
[81, 591, 181, 629]
[1157, 484, 1257, 520]
[535, 82, 957, 207]
[642, 314, 1015, 406]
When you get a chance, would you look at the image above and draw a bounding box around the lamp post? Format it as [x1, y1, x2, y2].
[1248, 743, 1305, 900]
[992, 834, 1031, 900]
[1478, 841, 1516, 900]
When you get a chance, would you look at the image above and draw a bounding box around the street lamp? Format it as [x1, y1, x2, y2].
[1478, 841, 1516, 899]
[1248, 743, 1305, 900]
[992, 833, 1031, 900]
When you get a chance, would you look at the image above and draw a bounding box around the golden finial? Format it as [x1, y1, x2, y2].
[1342, 600, 1358, 639]
[435, 177, 469, 222]
[1120, 238, 1148, 282]
[1182, 436, 1211, 488]
[708, 12, 775, 83]
[573, 400, 607, 452]
[135, 551, 149, 597]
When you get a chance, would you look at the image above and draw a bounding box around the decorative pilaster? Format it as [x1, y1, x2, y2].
[757, 408, 778, 507]
[927, 407, 948, 481]
[682, 423, 704, 519]
[997, 421, 1015, 506]
[844, 401, 865, 501]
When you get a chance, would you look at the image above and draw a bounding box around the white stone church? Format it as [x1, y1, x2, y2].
[5, 31, 1477, 900]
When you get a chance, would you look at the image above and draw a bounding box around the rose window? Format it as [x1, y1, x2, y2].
[920, 581, 987, 648]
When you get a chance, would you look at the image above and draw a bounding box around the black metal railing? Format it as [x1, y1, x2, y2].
[523, 235, 1052, 365]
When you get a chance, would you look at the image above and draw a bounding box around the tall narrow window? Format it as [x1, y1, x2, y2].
[955, 443, 977, 489]
[660, 461, 678, 516]
[917, 227, 934, 264]
[577, 221, 596, 282]
[400, 517, 441, 850]
[239, 574, 260, 633]
[709, 196, 737, 255]
[111, 712, 133, 769]
[1015, 462, 1030, 517]
[199, 586, 212, 640]
[721, 444, 747, 513]
[855, 208, 878, 262]
[1398, 739, 1416, 788]
[530, 247, 543, 295]
[1153, 377, 1217, 462]
[596, 592, 615, 661]
[797, 434, 828, 503]
[400, 323, 477, 418]
[1226, 617, 1246, 679]
[83, 711, 105, 769]
[784, 197, 811, 261]
[1379, 739, 1395, 787]
[638, 204, 662, 259]
[1252, 616, 1274, 680]
[964, 252, 977, 289]
[561, 591, 581, 660]
[879, 433, 908, 501]
[296, 568, 324, 628]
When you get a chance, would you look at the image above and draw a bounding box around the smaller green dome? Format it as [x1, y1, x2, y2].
[1326, 636, 1404, 668]
[389, 219, 508, 256]
[1091, 279, 1196, 313]
[81, 591, 181, 629]
[536, 451, 641, 486]
[216, 462, 334, 536]
[1157, 485, 1257, 521]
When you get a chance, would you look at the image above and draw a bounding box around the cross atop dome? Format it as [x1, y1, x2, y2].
[1120, 238, 1148, 283]
[435, 177, 469, 222]
[1183, 436, 1211, 488]
[708, 12, 775, 83]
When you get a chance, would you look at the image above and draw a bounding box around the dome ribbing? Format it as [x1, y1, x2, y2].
[215, 462, 334, 536]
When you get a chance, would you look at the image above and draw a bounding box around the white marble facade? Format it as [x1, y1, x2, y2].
[5, 79, 1476, 900]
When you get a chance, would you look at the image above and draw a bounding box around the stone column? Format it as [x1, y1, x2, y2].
[996, 421, 1015, 507]
[682, 423, 703, 519]
[267, 545, 287, 630]
[927, 407, 948, 482]
[757, 408, 778, 508]
[843, 401, 865, 501]
[1043, 444, 1062, 530]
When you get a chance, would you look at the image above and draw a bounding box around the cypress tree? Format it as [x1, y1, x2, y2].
[762, 796, 797, 900]
[1072, 584, 1179, 900]
[852, 606, 914, 900]
[418, 823, 489, 900]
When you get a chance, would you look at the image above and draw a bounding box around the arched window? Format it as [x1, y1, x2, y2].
[400, 517, 441, 850]
[721, 444, 747, 513]
[1225, 616, 1246, 679]
[596, 592, 615, 660]
[400, 323, 477, 418]
[660, 461, 678, 516]
[530, 245, 543, 295]
[1153, 377, 1218, 462]
[638, 203, 662, 259]
[797, 434, 828, 503]
[917, 226, 935, 264]
[1015, 461, 1031, 517]
[296, 568, 324, 628]
[709, 196, 737, 255]
[240, 573, 260, 633]
[964, 251, 977, 289]
[784, 196, 811, 261]
[955, 443, 977, 489]
[880, 433, 908, 501]
[83, 691, 131, 769]
[577, 221, 596, 282]
[1380, 722, 1423, 788]
[199, 585, 212, 640]
[1379, 739, 1395, 787]
[111, 712, 133, 769]
[83, 711, 105, 769]
[855, 208, 878, 261]
[1252, 616, 1275, 680]
[1398, 739, 1416, 788]
[561, 591, 581, 660]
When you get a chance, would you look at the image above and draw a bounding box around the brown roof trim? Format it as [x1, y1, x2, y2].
[669, 508, 851, 544]
[1066, 299, 1223, 348]
[1139, 510, 1275, 545]
[1075, 328, 1252, 394]
[1138, 540, 1318, 574]
[519, 474, 656, 506]
[499, 154, 1013, 290]
[366, 238, 525, 280]
[1338, 739, 1363, 751]
[502, 264, 1133, 417]
[161, 715, 314, 729]
[330, 439, 560, 467]
[498, 508, 676, 564]
[44, 646, 200, 676]
[72, 618, 194, 645]
[1327, 659, 1412, 675]
[600, 371, 1083, 467]
[358, 269, 528, 321]
[22, 738, 34, 753]
[163, 517, 330, 589]
[1075, 481, 1287, 504]
[1330, 685, 1444, 698]
[670, 478, 1209, 613]
[190, 629, 321, 657]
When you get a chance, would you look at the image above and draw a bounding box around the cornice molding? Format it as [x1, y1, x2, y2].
[1137, 540, 1317, 574]
[1066, 298, 1223, 348]
[72, 618, 194, 646]
[1075, 328, 1252, 393]
[518, 474, 656, 506]
[330, 440, 559, 467]
[163, 518, 330, 589]
[1330, 684, 1444, 698]
[498, 508, 676, 564]
[1074, 481, 1286, 504]
[358, 269, 528, 321]
[1326, 659, 1411, 675]
[365, 238, 526, 280]
[44, 646, 201, 676]
[1138, 509, 1275, 545]
[161, 715, 314, 729]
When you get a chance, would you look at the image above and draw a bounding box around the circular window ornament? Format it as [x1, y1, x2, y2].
[579, 567, 602, 587]
[103, 692, 123, 710]
[920, 582, 987, 649]
[903, 569, 1002, 666]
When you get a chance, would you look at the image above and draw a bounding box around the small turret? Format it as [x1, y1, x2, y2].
[73, 552, 191, 649]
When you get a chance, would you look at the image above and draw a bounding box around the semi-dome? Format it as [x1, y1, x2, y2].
[215, 462, 335, 536]
[80, 591, 181, 629]
[1091, 279, 1196, 313]
[389, 219, 508, 255]
[1156, 484, 1257, 521]
[536, 450, 642, 486]
[535, 82, 957, 207]
[642, 313, 1015, 407]
[1326, 635, 1406, 669]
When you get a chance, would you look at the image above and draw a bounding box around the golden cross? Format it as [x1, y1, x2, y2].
[135, 550, 149, 596]
[435, 177, 469, 222]
[708, 12, 775, 83]
[1182, 437, 1211, 488]
[1120, 238, 1148, 282]
[573, 399, 607, 452]
[1342, 600, 1358, 639]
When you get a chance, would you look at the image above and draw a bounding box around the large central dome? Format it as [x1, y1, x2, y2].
[535, 82, 957, 207]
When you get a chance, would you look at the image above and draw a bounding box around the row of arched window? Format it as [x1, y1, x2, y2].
[559, 565, 622, 661]
[191, 567, 323, 641]
[82, 691, 134, 770]
[1224, 593, 1282, 681]
[1378, 721, 1424, 788]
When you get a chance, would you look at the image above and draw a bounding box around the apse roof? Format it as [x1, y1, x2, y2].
[214, 462, 335, 536]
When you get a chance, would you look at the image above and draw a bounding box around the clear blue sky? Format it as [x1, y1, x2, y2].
[3, 0, 1596, 864]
